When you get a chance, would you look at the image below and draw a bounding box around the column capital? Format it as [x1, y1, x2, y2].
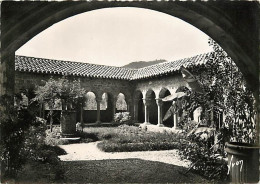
[142, 98, 151, 106]
[96, 97, 102, 103]
[155, 98, 163, 106]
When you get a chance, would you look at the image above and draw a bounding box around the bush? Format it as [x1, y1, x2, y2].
[178, 132, 228, 182]
[0, 95, 37, 179]
[22, 118, 66, 180]
[98, 141, 179, 152]
[95, 125, 180, 152]
[45, 126, 69, 146]
[76, 131, 99, 143]
[114, 112, 132, 125]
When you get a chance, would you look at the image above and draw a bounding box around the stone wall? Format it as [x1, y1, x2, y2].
[15, 71, 135, 100]
[133, 73, 188, 98]
[15, 71, 189, 125]
[15, 71, 136, 123]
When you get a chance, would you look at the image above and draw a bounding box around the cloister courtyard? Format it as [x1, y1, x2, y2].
[16, 126, 211, 183]
[1, 1, 259, 184]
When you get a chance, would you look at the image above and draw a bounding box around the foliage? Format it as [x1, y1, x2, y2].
[33, 77, 85, 130]
[182, 38, 256, 143]
[114, 112, 132, 125]
[83, 125, 179, 152]
[45, 126, 70, 146]
[178, 133, 228, 182]
[0, 95, 36, 178]
[176, 38, 256, 182]
[0, 94, 66, 181]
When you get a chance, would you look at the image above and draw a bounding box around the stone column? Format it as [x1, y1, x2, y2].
[0, 53, 15, 96]
[142, 98, 151, 124]
[96, 98, 101, 124]
[156, 98, 164, 127]
[112, 97, 117, 121]
[127, 99, 132, 112]
[173, 113, 178, 129]
[133, 98, 139, 122]
[80, 101, 84, 124]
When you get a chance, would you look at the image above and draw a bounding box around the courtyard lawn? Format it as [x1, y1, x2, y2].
[61, 159, 209, 183]
[81, 125, 180, 152]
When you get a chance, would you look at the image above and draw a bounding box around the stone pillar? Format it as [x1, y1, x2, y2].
[126, 98, 132, 116]
[80, 101, 84, 124]
[173, 113, 178, 129]
[96, 98, 101, 124]
[112, 97, 117, 121]
[133, 98, 139, 122]
[0, 53, 15, 96]
[142, 98, 151, 124]
[156, 98, 164, 127]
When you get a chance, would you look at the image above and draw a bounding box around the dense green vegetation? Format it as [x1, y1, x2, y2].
[80, 125, 179, 152]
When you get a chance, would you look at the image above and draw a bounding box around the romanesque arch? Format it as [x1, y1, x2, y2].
[159, 88, 172, 127]
[100, 92, 113, 122]
[116, 93, 127, 113]
[145, 89, 157, 125]
[83, 91, 97, 123]
[2, 1, 258, 97]
[133, 90, 144, 123]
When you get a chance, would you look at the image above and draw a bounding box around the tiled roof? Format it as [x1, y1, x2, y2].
[15, 52, 211, 80]
[15, 56, 137, 80]
[130, 53, 211, 80]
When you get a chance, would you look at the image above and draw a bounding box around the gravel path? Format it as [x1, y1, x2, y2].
[59, 141, 191, 168]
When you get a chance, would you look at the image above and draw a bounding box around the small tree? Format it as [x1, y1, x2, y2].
[179, 38, 256, 143]
[33, 77, 85, 131]
[0, 95, 36, 179]
[177, 39, 256, 181]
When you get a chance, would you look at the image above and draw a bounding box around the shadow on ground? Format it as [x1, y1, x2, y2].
[62, 158, 209, 183]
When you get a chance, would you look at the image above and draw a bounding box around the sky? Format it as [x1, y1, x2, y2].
[16, 7, 213, 67]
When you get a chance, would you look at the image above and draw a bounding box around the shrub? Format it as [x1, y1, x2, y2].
[0, 95, 37, 179]
[178, 132, 228, 182]
[97, 141, 179, 152]
[114, 112, 132, 125]
[95, 125, 180, 152]
[76, 131, 99, 143]
[45, 126, 69, 146]
[22, 118, 66, 180]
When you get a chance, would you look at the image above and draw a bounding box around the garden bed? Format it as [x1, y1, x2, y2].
[82, 125, 180, 152]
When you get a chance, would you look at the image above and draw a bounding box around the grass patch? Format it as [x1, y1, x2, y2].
[83, 125, 180, 152]
[16, 160, 65, 183]
[61, 159, 209, 183]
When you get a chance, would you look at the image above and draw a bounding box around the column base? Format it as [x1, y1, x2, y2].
[157, 123, 165, 127]
[142, 122, 152, 125]
[95, 121, 101, 125]
[139, 122, 151, 130]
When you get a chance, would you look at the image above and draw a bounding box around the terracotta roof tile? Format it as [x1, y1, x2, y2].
[15, 52, 211, 80]
[15, 55, 137, 80]
[130, 53, 211, 80]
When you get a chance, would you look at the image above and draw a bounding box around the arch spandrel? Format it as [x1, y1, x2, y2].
[159, 87, 172, 99]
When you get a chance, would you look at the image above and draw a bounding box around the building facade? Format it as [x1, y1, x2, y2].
[15, 53, 210, 128]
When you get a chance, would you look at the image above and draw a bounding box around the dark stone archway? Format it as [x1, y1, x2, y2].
[1, 1, 259, 96]
[1, 2, 259, 180]
[159, 88, 172, 127]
